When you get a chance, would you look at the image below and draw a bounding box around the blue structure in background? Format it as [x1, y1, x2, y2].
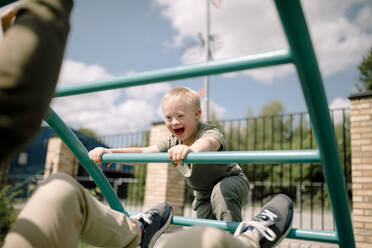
[7, 126, 134, 198]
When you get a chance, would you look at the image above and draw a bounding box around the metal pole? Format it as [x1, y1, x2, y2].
[45, 108, 127, 216]
[204, 0, 211, 122]
[101, 150, 321, 164]
[56, 49, 292, 97]
[273, 0, 355, 247]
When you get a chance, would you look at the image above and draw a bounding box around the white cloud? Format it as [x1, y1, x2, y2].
[306, 4, 372, 76]
[200, 98, 226, 120]
[51, 60, 171, 135]
[154, 0, 372, 83]
[126, 84, 172, 102]
[329, 97, 350, 124]
[244, 64, 295, 84]
[329, 97, 350, 110]
[57, 60, 113, 85]
[354, 4, 372, 32]
[210, 99, 226, 118]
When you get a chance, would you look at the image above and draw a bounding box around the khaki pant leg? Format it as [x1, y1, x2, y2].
[157, 226, 260, 248]
[3, 173, 140, 248]
[211, 173, 249, 222]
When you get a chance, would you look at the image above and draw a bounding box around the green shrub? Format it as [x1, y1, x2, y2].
[0, 186, 22, 242]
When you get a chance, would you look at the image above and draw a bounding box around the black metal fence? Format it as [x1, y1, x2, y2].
[100, 131, 150, 212]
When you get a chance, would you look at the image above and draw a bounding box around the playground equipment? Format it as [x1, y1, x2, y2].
[1, 0, 355, 247]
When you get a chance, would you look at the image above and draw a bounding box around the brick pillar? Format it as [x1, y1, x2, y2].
[143, 122, 185, 216]
[350, 91, 372, 247]
[43, 137, 79, 179]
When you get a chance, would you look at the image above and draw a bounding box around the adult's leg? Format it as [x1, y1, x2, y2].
[211, 172, 249, 221]
[157, 226, 260, 248]
[3, 173, 141, 248]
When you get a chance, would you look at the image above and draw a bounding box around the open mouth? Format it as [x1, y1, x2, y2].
[173, 128, 184, 136]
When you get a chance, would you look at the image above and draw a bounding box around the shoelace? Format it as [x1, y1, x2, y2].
[132, 210, 159, 248]
[234, 209, 277, 241]
[131, 210, 158, 225]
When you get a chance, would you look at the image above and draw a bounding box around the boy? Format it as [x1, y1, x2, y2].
[90, 87, 250, 222]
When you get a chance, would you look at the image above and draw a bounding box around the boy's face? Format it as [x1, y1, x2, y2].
[162, 97, 201, 146]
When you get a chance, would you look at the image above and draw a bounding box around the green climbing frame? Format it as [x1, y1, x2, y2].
[2, 0, 355, 247]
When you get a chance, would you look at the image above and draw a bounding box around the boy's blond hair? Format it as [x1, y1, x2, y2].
[162, 87, 201, 111]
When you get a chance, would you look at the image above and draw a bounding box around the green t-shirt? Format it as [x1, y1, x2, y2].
[155, 122, 242, 191]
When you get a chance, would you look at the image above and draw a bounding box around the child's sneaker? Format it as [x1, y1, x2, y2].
[132, 202, 173, 248]
[234, 194, 293, 248]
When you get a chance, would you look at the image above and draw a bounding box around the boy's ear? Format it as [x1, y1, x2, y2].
[195, 109, 202, 120]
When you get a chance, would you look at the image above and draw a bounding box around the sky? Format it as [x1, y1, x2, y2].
[1, 0, 371, 135]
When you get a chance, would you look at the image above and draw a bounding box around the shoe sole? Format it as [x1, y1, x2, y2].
[148, 208, 173, 248]
[271, 194, 294, 248]
[271, 216, 293, 248]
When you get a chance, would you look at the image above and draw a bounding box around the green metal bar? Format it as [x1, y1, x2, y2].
[102, 149, 320, 164]
[172, 216, 239, 231]
[45, 108, 128, 216]
[171, 218, 339, 243]
[55, 49, 292, 97]
[0, 0, 17, 8]
[274, 0, 354, 247]
[128, 212, 338, 243]
[286, 228, 338, 244]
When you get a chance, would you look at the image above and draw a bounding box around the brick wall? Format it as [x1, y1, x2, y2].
[43, 137, 78, 179]
[143, 122, 185, 216]
[350, 92, 372, 248]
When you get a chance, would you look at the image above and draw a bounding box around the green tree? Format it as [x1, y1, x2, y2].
[208, 110, 225, 135]
[78, 127, 102, 142]
[221, 100, 348, 205]
[356, 46, 372, 92]
[124, 136, 150, 205]
[222, 100, 290, 186]
[0, 187, 21, 242]
[259, 100, 285, 116]
[126, 165, 147, 205]
[246, 105, 255, 118]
